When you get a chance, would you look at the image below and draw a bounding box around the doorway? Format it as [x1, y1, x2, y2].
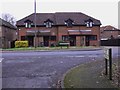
[43, 36, 49, 46]
[85, 36, 90, 46]
[27, 36, 34, 47]
[69, 35, 76, 46]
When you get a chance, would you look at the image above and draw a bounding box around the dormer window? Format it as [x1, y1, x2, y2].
[24, 20, 33, 28]
[44, 19, 53, 28]
[65, 18, 74, 27]
[85, 19, 93, 28]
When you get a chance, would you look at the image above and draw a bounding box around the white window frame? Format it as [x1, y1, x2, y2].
[86, 21, 93, 28]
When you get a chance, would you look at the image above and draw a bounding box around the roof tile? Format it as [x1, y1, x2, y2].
[17, 12, 101, 26]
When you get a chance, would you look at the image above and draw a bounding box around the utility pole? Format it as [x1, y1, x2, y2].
[34, 0, 37, 48]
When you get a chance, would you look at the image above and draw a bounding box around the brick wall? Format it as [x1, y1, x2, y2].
[1, 26, 16, 48]
[18, 25, 100, 47]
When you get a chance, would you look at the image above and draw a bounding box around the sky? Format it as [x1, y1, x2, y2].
[0, 0, 119, 28]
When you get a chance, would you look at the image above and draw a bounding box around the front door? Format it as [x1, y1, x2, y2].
[43, 36, 49, 46]
[85, 36, 90, 46]
[80, 36, 85, 46]
[69, 36, 76, 46]
[27, 36, 34, 47]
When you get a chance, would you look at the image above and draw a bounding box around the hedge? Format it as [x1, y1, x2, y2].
[15, 41, 29, 48]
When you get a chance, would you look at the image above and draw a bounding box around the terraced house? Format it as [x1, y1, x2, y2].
[17, 12, 101, 47]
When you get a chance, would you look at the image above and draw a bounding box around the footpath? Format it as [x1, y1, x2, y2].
[62, 59, 119, 89]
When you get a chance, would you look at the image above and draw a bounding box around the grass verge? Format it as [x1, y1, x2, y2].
[2, 46, 100, 51]
[64, 60, 118, 88]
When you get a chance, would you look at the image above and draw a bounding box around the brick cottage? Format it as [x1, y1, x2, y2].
[17, 12, 101, 47]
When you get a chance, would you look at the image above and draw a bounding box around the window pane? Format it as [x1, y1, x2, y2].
[50, 36, 56, 41]
[62, 35, 69, 41]
[29, 24, 31, 28]
[86, 22, 93, 27]
[45, 22, 52, 28]
[89, 35, 97, 40]
[86, 23, 89, 27]
[90, 22, 93, 27]
[25, 23, 31, 28]
[25, 23, 28, 28]
[21, 36, 26, 40]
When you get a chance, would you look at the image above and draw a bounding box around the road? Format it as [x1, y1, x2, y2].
[1, 47, 119, 88]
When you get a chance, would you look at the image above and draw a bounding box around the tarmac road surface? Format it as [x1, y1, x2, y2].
[2, 47, 119, 88]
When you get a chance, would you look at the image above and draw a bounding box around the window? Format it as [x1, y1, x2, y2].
[21, 36, 27, 40]
[85, 19, 93, 28]
[65, 18, 74, 27]
[50, 36, 56, 41]
[44, 19, 53, 28]
[24, 20, 33, 28]
[25, 22, 32, 28]
[86, 22, 93, 27]
[45, 22, 52, 28]
[62, 35, 69, 41]
[89, 35, 97, 40]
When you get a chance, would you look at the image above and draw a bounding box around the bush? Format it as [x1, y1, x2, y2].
[15, 41, 28, 48]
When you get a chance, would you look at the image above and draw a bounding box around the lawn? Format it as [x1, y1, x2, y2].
[63, 60, 117, 88]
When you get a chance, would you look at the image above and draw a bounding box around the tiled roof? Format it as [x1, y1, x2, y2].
[100, 25, 120, 31]
[0, 18, 17, 30]
[17, 12, 101, 26]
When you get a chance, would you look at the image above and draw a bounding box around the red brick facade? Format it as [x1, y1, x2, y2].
[17, 12, 101, 47]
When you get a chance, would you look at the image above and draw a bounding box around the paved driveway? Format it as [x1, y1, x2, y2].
[2, 48, 118, 88]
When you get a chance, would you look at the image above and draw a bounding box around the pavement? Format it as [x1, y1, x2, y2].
[62, 58, 119, 89]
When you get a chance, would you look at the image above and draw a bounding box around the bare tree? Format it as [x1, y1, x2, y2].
[2, 13, 16, 26]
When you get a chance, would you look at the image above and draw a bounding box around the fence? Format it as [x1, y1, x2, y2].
[101, 39, 120, 46]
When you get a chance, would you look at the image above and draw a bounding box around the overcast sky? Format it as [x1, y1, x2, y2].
[0, 0, 119, 28]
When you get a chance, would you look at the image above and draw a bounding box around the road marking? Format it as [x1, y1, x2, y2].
[88, 55, 98, 57]
[67, 56, 85, 58]
[60, 61, 63, 63]
[75, 56, 85, 57]
[66, 56, 74, 58]
[67, 55, 99, 58]
[0, 58, 4, 62]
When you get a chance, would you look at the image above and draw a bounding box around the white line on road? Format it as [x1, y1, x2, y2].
[0, 58, 4, 62]
[88, 55, 98, 57]
[66, 56, 85, 58]
[60, 61, 63, 63]
[75, 56, 85, 57]
[67, 55, 98, 58]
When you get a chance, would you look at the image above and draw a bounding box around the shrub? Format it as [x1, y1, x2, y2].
[15, 41, 28, 48]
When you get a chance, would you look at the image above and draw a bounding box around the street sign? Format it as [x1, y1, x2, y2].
[104, 48, 110, 60]
[104, 48, 112, 80]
